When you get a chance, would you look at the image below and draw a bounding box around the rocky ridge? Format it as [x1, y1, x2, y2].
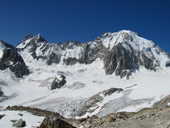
[17, 30, 170, 78]
[0, 40, 29, 78]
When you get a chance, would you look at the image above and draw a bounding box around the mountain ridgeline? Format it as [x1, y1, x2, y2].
[1, 30, 170, 78]
[0, 40, 29, 78]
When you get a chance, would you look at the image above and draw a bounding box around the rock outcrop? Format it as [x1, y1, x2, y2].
[77, 88, 123, 117]
[0, 40, 29, 78]
[74, 107, 170, 128]
[104, 44, 137, 78]
[12, 119, 26, 127]
[6, 106, 62, 118]
[152, 94, 170, 109]
[50, 75, 66, 90]
[39, 116, 76, 128]
[0, 88, 4, 97]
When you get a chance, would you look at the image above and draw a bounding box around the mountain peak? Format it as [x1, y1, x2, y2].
[23, 33, 33, 41]
[16, 30, 170, 78]
[118, 29, 137, 34]
[32, 34, 47, 43]
[17, 34, 47, 49]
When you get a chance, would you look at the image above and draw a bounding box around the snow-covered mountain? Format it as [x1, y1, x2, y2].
[0, 30, 170, 121]
[17, 30, 170, 78]
[0, 40, 29, 78]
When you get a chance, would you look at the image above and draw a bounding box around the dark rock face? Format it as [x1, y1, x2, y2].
[104, 44, 138, 78]
[0, 88, 4, 97]
[23, 33, 33, 41]
[63, 58, 78, 65]
[166, 61, 170, 67]
[0, 86, 4, 97]
[139, 53, 157, 70]
[50, 75, 66, 90]
[79, 42, 106, 64]
[12, 119, 26, 127]
[0, 114, 4, 120]
[46, 52, 61, 65]
[0, 41, 29, 78]
[77, 88, 123, 117]
[104, 43, 159, 78]
[39, 116, 76, 128]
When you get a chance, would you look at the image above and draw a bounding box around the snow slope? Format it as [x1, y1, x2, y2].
[0, 110, 44, 128]
[0, 58, 170, 118]
[0, 41, 5, 59]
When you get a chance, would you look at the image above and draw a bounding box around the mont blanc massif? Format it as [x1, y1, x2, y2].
[0, 30, 170, 128]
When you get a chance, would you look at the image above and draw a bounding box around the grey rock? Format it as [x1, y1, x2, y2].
[50, 75, 66, 90]
[0, 40, 29, 78]
[39, 116, 76, 128]
[0, 114, 4, 120]
[23, 33, 33, 41]
[0, 88, 4, 97]
[152, 94, 170, 109]
[103, 43, 158, 79]
[77, 88, 123, 117]
[166, 61, 170, 67]
[12, 119, 26, 127]
[63, 58, 78, 65]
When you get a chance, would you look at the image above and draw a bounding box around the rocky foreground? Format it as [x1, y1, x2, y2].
[1, 94, 170, 128]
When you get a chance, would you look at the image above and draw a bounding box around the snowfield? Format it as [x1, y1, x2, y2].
[0, 58, 170, 118]
[0, 110, 44, 128]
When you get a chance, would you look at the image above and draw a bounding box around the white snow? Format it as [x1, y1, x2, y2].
[0, 110, 44, 128]
[97, 30, 169, 67]
[0, 57, 170, 118]
[0, 41, 5, 59]
[17, 38, 32, 49]
[168, 102, 170, 106]
[63, 46, 83, 60]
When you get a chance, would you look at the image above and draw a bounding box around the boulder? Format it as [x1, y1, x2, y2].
[12, 119, 26, 127]
[106, 116, 116, 123]
[39, 116, 76, 128]
[50, 75, 66, 90]
[0, 114, 4, 120]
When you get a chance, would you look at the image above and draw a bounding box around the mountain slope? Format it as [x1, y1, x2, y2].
[0, 30, 170, 120]
[0, 40, 29, 78]
[17, 30, 170, 78]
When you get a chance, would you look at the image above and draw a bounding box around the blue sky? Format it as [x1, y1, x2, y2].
[0, 0, 170, 53]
